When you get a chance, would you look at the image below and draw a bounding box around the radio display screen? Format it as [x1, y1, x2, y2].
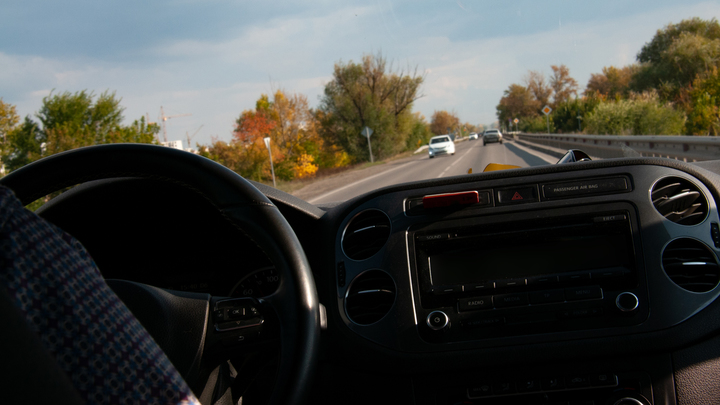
[420, 214, 634, 286]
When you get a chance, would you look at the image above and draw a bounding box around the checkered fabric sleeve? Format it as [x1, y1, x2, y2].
[0, 186, 201, 405]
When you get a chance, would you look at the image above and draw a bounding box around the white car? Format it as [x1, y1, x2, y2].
[468, 133, 479, 140]
[428, 135, 455, 158]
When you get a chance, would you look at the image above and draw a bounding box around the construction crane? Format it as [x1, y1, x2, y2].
[186, 125, 203, 151]
[160, 106, 191, 143]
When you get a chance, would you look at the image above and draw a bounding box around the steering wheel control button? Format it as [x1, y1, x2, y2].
[467, 382, 492, 398]
[496, 186, 537, 205]
[493, 293, 529, 308]
[565, 286, 603, 301]
[221, 331, 259, 347]
[426, 311, 449, 331]
[457, 296, 493, 312]
[541, 376, 564, 390]
[616, 292, 639, 312]
[565, 374, 590, 388]
[216, 317, 264, 332]
[214, 298, 264, 332]
[492, 380, 516, 395]
[516, 378, 540, 393]
[590, 372, 618, 387]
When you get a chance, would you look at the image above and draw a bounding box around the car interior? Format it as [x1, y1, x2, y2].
[3, 143, 720, 405]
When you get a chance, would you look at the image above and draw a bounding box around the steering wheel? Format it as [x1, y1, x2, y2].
[0, 143, 320, 405]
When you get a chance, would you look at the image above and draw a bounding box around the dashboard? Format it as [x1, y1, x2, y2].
[37, 156, 720, 405]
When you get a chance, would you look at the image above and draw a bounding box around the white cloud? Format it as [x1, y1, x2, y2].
[1, 1, 719, 144]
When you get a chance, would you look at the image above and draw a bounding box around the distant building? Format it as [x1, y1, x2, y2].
[161, 140, 184, 150]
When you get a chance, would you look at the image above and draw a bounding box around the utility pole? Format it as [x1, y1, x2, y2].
[263, 137, 276, 187]
[160, 106, 191, 143]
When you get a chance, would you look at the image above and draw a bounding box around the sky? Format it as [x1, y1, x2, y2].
[2, 0, 719, 147]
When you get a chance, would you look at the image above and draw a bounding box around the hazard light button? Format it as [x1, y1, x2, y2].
[496, 186, 538, 205]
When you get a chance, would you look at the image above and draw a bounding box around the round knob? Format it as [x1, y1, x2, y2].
[616, 292, 639, 313]
[607, 389, 650, 405]
[426, 311, 449, 331]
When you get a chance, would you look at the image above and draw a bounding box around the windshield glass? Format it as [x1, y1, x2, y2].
[2, 2, 718, 205]
[431, 138, 450, 144]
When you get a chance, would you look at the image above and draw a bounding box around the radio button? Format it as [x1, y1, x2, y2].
[464, 281, 495, 292]
[527, 275, 559, 286]
[432, 285, 463, 295]
[592, 268, 628, 279]
[559, 307, 603, 319]
[529, 289, 565, 304]
[565, 286, 603, 301]
[493, 293, 529, 308]
[559, 272, 591, 282]
[458, 296, 493, 312]
[463, 317, 505, 328]
[417, 233, 450, 242]
[495, 278, 526, 288]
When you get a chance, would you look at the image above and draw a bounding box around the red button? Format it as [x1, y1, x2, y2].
[423, 191, 479, 209]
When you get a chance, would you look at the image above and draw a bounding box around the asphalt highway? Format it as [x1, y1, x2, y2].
[306, 138, 559, 204]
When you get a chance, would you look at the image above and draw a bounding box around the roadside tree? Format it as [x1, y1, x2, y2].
[318, 52, 424, 162]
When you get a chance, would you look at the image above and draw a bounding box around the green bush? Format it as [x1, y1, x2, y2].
[584, 94, 685, 135]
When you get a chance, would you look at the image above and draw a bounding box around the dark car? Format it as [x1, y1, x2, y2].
[483, 129, 503, 145]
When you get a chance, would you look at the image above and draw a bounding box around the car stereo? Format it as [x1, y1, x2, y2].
[408, 203, 648, 343]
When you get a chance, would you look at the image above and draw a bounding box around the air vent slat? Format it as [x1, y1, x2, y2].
[651, 182, 681, 201]
[652, 178, 708, 226]
[662, 239, 720, 293]
[345, 270, 396, 325]
[342, 209, 391, 260]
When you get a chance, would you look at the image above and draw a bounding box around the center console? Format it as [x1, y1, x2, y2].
[408, 202, 648, 343]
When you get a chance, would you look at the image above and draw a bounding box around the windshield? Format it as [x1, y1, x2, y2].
[2, 2, 718, 206]
[431, 138, 450, 144]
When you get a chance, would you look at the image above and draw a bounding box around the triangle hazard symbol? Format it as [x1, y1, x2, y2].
[511, 192, 523, 201]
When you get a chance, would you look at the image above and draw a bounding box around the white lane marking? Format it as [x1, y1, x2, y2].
[437, 145, 474, 178]
[507, 140, 557, 164]
[307, 161, 417, 203]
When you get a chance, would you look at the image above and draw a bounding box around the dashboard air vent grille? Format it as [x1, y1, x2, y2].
[662, 239, 720, 293]
[342, 209, 391, 261]
[345, 270, 396, 325]
[651, 177, 708, 225]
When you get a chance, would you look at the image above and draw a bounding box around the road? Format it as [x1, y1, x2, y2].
[297, 138, 559, 205]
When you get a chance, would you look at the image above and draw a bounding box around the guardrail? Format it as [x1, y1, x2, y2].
[515, 133, 720, 162]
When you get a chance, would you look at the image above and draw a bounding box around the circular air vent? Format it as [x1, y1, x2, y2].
[345, 270, 396, 325]
[341, 209, 391, 261]
[662, 239, 720, 293]
[651, 177, 708, 225]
